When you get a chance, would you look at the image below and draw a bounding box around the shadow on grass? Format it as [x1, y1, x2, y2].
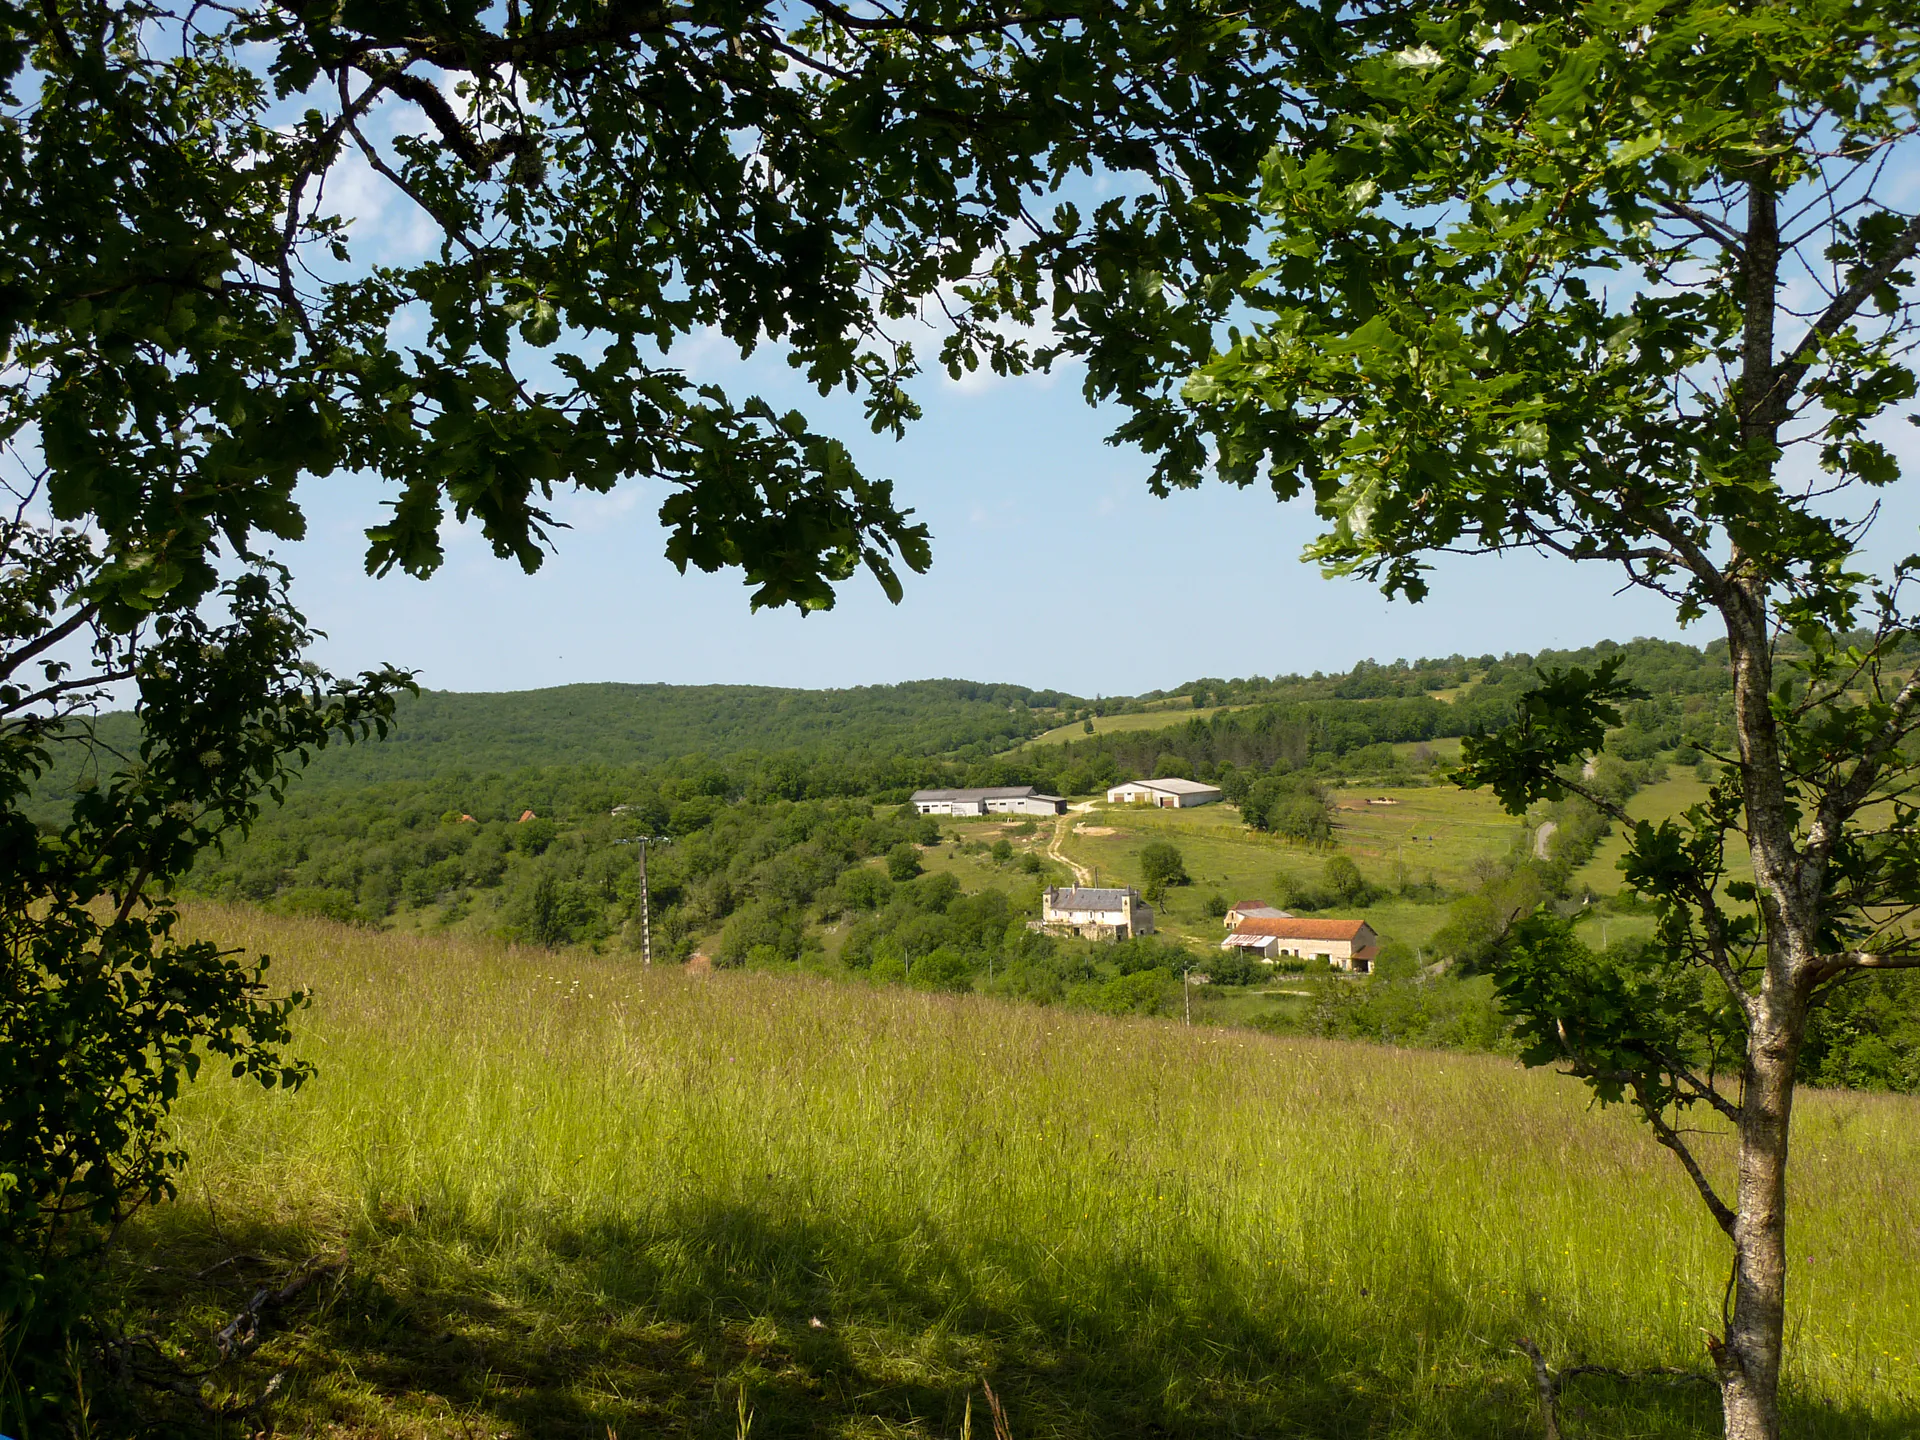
[112, 1198, 1897, 1440]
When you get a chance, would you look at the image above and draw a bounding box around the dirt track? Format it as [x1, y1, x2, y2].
[1046, 814, 1093, 886]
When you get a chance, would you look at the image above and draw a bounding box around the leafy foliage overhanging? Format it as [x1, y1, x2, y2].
[0, 0, 1328, 614]
[0, 0, 1309, 1416]
[1138, 5, 1920, 1437]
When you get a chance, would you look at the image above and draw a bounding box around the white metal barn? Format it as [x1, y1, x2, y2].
[1104, 777, 1224, 808]
[910, 785, 1067, 817]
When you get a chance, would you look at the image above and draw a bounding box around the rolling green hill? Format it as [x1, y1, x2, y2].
[27, 678, 1080, 822]
[32, 631, 1917, 1092]
[299, 679, 1079, 782]
[39, 635, 1736, 803]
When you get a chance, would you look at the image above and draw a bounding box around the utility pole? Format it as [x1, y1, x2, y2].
[1184, 963, 1191, 1026]
[616, 834, 670, 966]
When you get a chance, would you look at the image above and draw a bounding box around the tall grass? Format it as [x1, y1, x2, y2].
[130, 905, 1918, 1438]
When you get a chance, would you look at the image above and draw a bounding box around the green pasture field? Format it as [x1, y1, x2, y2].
[1323, 784, 1523, 889]
[1567, 771, 1755, 897]
[125, 906, 1919, 1439]
[1019, 703, 1248, 749]
[1056, 792, 1524, 953]
[913, 824, 1065, 890]
[1390, 735, 1465, 763]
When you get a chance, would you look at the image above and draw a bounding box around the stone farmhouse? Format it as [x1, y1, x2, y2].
[911, 785, 1067, 817]
[1036, 886, 1155, 940]
[1105, 777, 1224, 808]
[1222, 917, 1380, 973]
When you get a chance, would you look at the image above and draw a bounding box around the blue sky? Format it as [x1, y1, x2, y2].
[275, 351, 1694, 698]
[262, 89, 1920, 701]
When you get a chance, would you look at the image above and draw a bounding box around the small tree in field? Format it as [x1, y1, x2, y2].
[1138, 840, 1190, 896]
[1322, 855, 1368, 908]
[1076, 8, 1920, 1437]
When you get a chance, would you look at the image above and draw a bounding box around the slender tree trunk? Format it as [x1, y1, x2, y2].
[1717, 1000, 1803, 1440]
[1710, 155, 1804, 1440]
[1718, 589, 1808, 1440]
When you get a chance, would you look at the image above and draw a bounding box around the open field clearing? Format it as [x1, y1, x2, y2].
[1568, 773, 1755, 898]
[125, 907, 1919, 1439]
[1070, 788, 1523, 896]
[1050, 796, 1522, 951]
[1019, 704, 1250, 748]
[1323, 787, 1524, 891]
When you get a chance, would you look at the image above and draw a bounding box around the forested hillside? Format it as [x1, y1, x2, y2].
[41, 636, 1733, 801]
[114, 632, 1912, 1093]
[311, 679, 1086, 778]
[168, 636, 1726, 944]
[23, 678, 1079, 826]
[1021, 636, 1737, 794]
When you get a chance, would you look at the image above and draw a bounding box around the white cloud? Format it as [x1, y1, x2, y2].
[314, 145, 443, 261]
[552, 485, 645, 533]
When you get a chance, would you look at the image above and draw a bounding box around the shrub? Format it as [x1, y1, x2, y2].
[512, 815, 558, 854]
[837, 866, 891, 912]
[1110, 936, 1190, 976]
[909, 946, 975, 992]
[909, 871, 961, 911]
[868, 940, 909, 985]
[1205, 948, 1263, 986]
[1323, 855, 1369, 906]
[886, 843, 923, 881]
[1087, 968, 1174, 1016]
[527, 874, 565, 947]
[276, 887, 360, 923]
[716, 899, 802, 967]
[1139, 840, 1189, 890]
[1241, 775, 1334, 842]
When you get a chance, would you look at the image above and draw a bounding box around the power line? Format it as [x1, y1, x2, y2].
[615, 834, 671, 966]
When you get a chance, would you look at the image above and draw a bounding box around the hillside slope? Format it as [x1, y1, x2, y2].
[125, 907, 1919, 1440]
[301, 679, 1079, 780]
[26, 677, 1079, 821]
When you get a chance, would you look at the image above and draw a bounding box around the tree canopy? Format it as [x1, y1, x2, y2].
[0, 0, 1312, 1417]
[0, 0, 1323, 613]
[1148, 7, 1920, 1439]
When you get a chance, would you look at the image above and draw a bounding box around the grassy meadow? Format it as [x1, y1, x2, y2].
[1039, 789, 1526, 954]
[1019, 703, 1252, 748]
[118, 906, 1919, 1439]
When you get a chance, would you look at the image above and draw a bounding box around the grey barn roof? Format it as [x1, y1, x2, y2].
[1046, 887, 1136, 910]
[911, 786, 1039, 801]
[1119, 777, 1222, 795]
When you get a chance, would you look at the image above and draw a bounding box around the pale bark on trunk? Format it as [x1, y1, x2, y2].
[1716, 597, 1805, 1440]
[1717, 1004, 1801, 1440]
[1706, 159, 1804, 1440]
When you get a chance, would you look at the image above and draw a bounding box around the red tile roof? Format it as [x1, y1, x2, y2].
[1231, 917, 1372, 941]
